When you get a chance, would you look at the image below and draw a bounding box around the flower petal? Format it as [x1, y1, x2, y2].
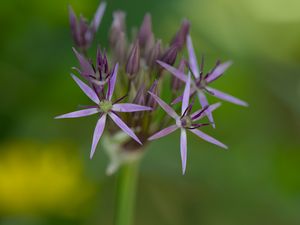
[156, 60, 187, 82]
[206, 87, 249, 107]
[90, 114, 107, 159]
[182, 73, 191, 115]
[180, 128, 187, 175]
[90, 2, 106, 31]
[107, 63, 119, 100]
[112, 103, 152, 112]
[72, 48, 94, 77]
[189, 129, 228, 149]
[197, 91, 215, 128]
[205, 61, 232, 84]
[55, 108, 98, 119]
[108, 112, 142, 145]
[71, 74, 100, 104]
[191, 102, 221, 121]
[148, 124, 178, 141]
[187, 34, 200, 78]
[148, 92, 178, 119]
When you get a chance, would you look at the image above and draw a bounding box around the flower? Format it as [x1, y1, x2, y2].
[157, 34, 248, 127]
[148, 74, 227, 174]
[69, 2, 106, 51]
[55, 63, 152, 159]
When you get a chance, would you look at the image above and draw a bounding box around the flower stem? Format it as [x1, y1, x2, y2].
[115, 160, 139, 225]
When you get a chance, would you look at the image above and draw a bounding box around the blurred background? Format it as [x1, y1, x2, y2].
[0, 0, 300, 224]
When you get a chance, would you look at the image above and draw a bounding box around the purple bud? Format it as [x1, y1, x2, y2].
[126, 41, 140, 77]
[109, 11, 126, 47]
[170, 19, 190, 50]
[146, 40, 162, 68]
[171, 59, 186, 92]
[146, 80, 159, 109]
[69, 6, 80, 47]
[138, 13, 153, 48]
[133, 84, 146, 106]
[112, 32, 127, 64]
[160, 45, 178, 66]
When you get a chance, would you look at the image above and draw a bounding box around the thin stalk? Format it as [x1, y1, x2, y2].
[115, 160, 139, 225]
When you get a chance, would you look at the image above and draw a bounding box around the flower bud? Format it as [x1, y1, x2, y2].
[146, 40, 162, 68]
[146, 80, 159, 109]
[109, 11, 126, 48]
[138, 13, 153, 49]
[126, 41, 140, 77]
[171, 59, 186, 92]
[160, 45, 178, 66]
[170, 19, 190, 50]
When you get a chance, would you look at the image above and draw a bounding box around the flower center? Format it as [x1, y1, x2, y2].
[181, 116, 192, 128]
[99, 100, 112, 113]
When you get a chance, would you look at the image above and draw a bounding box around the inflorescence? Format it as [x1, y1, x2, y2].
[56, 2, 248, 174]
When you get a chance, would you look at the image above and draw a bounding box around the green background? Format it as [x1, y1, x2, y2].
[0, 0, 299, 224]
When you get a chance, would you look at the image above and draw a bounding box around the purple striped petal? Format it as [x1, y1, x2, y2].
[191, 102, 221, 121]
[55, 108, 98, 119]
[108, 112, 142, 145]
[181, 73, 191, 115]
[112, 103, 152, 112]
[148, 92, 178, 119]
[107, 63, 119, 100]
[71, 74, 100, 104]
[90, 2, 106, 31]
[197, 91, 215, 128]
[205, 61, 232, 84]
[73, 48, 94, 77]
[187, 35, 200, 78]
[189, 129, 227, 149]
[206, 87, 248, 107]
[148, 124, 178, 141]
[156, 60, 187, 82]
[180, 129, 187, 175]
[90, 114, 107, 159]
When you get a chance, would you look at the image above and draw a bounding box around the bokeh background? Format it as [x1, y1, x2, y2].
[0, 0, 300, 224]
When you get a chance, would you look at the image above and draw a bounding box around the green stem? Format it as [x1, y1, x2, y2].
[115, 160, 139, 225]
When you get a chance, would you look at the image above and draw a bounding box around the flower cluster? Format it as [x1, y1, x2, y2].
[56, 2, 248, 174]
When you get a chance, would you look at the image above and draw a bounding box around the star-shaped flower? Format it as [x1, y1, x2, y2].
[55, 63, 152, 158]
[148, 74, 227, 174]
[157, 34, 248, 127]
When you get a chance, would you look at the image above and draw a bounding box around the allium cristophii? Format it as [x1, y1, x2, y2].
[56, 1, 248, 174]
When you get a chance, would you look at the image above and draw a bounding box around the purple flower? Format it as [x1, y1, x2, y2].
[69, 2, 106, 51]
[157, 34, 248, 127]
[148, 74, 227, 174]
[55, 63, 152, 159]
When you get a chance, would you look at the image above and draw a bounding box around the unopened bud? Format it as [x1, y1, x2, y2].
[146, 40, 162, 68]
[138, 13, 153, 49]
[160, 45, 178, 66]
[170, 19, 190, 50]
[126, 41, 140, 77]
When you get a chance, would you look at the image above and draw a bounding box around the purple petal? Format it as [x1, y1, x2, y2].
[112, 103, 152, 112]
[90, 2, 106, 32]
[90, 114, 107, 159]
[189, 129, 228, 149]
[148, 92, 178, 119]
[148, 124, 178, 141]
[55, 108, 98, 119]
[197, 91, 215, 128]
[71, 74, 100, 104]
[156, 60, 187, 82]
[187, 34, 200, 78]
[206, 87, 248, 107]
[205, 61, 232, 84]
[191, 102, 221, 121]
[172, 86, 197, 105]
[182, 73, 191, 115]
[180, 129, 187, 175]
[107, 63, 119, 100]
[108, 112, 142, 145]
[72, 48, 94, 77]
